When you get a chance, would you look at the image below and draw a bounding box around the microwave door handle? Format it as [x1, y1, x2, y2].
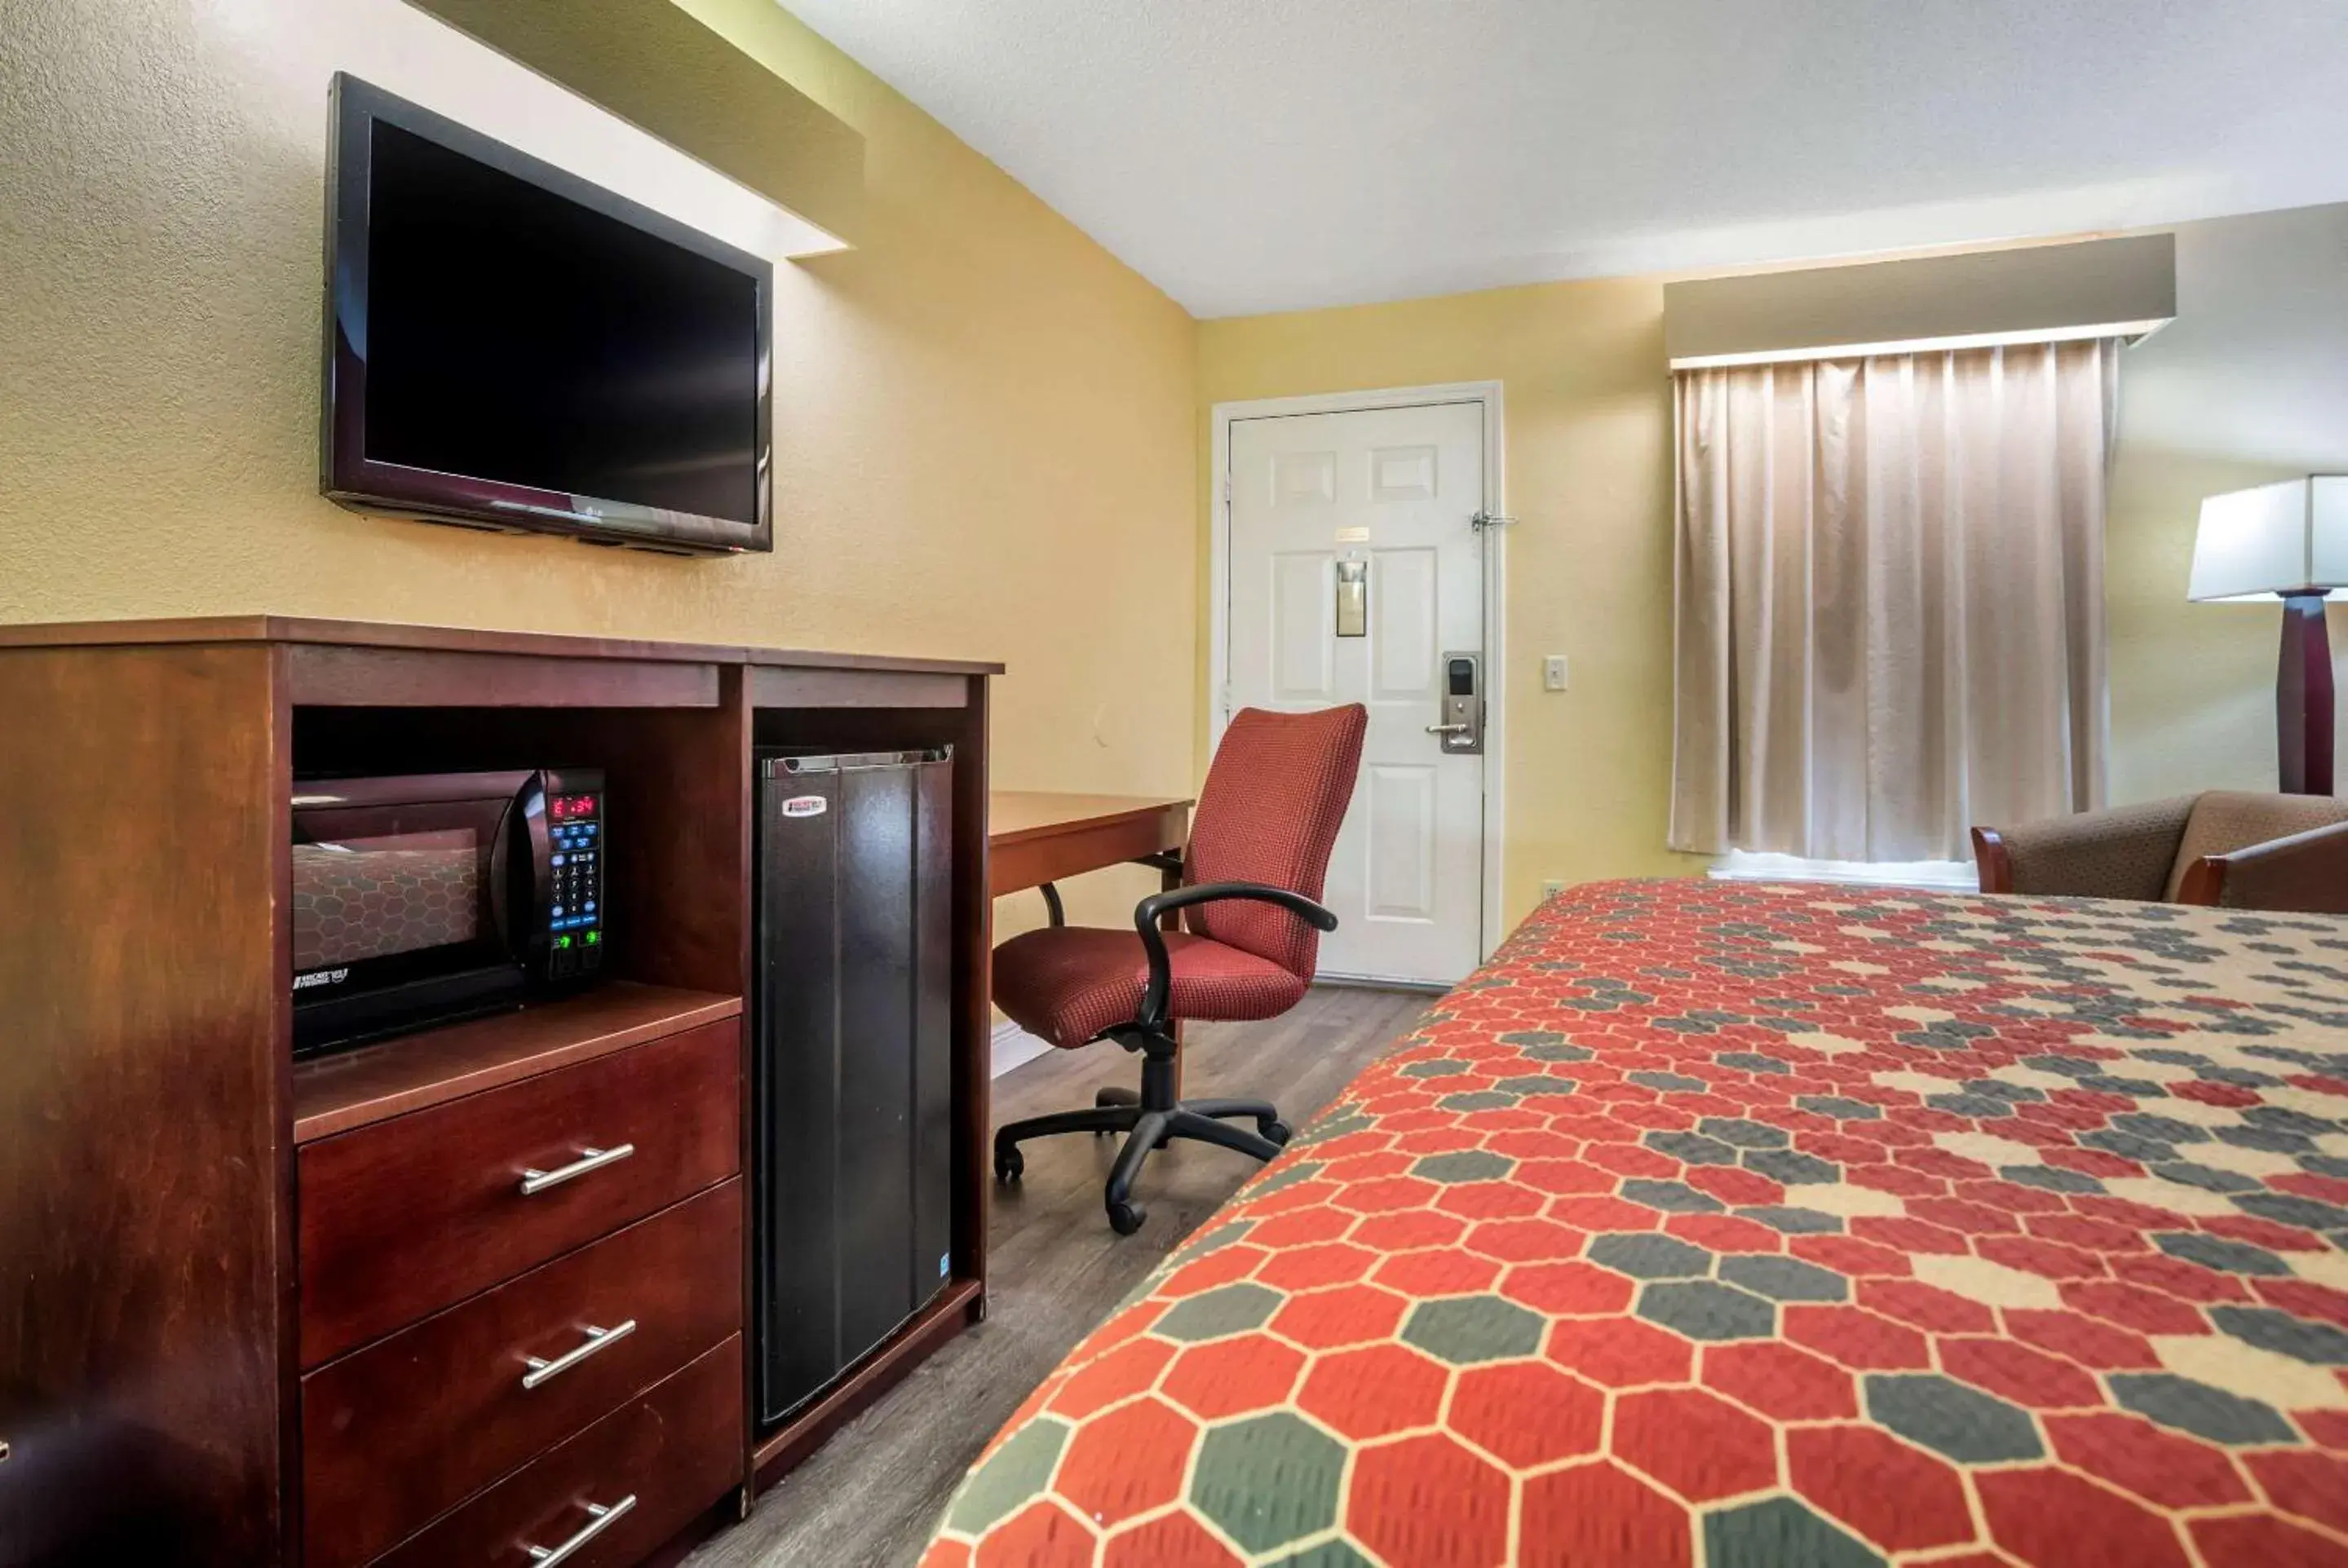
[518, 775, 552, 958]
[485, 795, 515, 958]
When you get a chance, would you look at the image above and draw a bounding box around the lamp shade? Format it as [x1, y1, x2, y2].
[2187, 476, 2348, 603]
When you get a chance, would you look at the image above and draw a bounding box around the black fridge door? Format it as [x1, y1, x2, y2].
[754, 749, 953, 1428]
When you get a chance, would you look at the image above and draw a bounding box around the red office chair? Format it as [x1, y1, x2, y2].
[991, 704, 1368, 1234]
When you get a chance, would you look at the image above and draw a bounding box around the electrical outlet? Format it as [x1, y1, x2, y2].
[1542, 655, 1569, 691]
[1541, 879, 1568, 900]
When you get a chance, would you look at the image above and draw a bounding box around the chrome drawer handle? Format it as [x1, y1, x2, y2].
[524, 1494, 637, 1566]
[519, 1143, 635, 1195]
[520, 1320, 636, 1390]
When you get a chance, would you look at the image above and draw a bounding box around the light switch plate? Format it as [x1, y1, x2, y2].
[1543, 655, 1569, 691]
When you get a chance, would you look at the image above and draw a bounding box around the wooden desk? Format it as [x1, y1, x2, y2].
[989, 791, 1191, 896]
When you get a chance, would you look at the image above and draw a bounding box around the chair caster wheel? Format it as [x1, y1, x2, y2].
[994, 1146, 1024, 1182]
[1107, 1199, 1145, 1235]
[1260, 1120, 1293, 1147]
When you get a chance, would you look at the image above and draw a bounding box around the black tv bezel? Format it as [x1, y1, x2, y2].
[319, 73, 775, 556]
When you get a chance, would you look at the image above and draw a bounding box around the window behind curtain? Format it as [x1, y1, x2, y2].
[1669, 339, 2120, 862]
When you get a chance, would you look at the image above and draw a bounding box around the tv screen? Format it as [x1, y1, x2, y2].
[321, 75, 773, 554]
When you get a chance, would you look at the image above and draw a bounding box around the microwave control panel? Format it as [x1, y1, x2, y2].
[546, 788, 604, 980]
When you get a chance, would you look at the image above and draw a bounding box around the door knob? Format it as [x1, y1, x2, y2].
[1426, 722, 1472, 736]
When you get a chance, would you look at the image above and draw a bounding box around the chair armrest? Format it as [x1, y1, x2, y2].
[1971, 796, 2196, 900]
[1971, 828, 2016, 894]
[1130, 883, 1338, 1030]
[2176, 819, 2348, 913]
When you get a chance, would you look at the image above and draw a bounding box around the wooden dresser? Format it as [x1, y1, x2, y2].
[0, 618, 999, 1568]
[295, 993, 744, 1568]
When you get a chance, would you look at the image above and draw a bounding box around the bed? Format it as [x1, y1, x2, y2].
[924, 879, 2348, 1568]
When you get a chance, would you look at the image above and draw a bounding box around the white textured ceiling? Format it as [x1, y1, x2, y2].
[776, 0, 2348, 318]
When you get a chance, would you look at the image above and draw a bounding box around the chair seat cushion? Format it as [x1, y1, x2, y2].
[993, 925, 1311, 1050]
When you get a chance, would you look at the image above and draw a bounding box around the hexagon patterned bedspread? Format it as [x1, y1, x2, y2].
[923, 879, 2348, 1568]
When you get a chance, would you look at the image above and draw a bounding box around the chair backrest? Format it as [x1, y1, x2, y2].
[2162, 790, 2348, 899]
[1183, 704, 1369, 980]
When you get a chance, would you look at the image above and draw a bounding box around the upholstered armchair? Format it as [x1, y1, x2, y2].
[1972, 791, 2348, 913]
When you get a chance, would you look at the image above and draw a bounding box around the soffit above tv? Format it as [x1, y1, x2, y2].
[403, 0, 864, 252]
[1664, 234, 2178, 369]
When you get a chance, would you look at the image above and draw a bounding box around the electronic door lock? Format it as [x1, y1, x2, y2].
[1431, 651, 1484, 753]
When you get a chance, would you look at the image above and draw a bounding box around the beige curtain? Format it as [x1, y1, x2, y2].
[1669, 338, 2119, 861]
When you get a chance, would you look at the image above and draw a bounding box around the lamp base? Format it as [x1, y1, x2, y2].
[2279, 591, 2336, 796]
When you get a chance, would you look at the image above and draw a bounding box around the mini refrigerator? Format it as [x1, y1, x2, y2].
[753, 746, 954, 1428]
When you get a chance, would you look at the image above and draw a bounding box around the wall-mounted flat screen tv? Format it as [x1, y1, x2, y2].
[321, 75, 773, 554]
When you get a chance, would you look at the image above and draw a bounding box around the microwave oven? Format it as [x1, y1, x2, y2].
[290, 767, 606, 1055]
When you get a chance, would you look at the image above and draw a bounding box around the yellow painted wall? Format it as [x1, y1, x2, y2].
[1198, 279, 1705, 936]
[0, 0, 1196, 934]
[7, 0, 2337, 956]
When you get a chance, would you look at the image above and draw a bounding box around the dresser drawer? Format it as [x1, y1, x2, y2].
[302, 1180, 743, 1568]
[299, 1018, 740, 1367]
[373, 1336, 744, 1568]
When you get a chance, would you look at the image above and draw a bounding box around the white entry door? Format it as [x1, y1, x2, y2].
[1223, 400, 1489, 987]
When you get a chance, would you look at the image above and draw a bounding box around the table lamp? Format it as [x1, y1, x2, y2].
[2188, 476, 2346, 794]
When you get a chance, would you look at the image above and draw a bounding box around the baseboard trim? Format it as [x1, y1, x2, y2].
[1312, 973, 1456, 995]
[991, 1019, 1054, 1079]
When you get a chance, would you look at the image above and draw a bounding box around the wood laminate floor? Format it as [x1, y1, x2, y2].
[690, 985, 1430, 1568]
